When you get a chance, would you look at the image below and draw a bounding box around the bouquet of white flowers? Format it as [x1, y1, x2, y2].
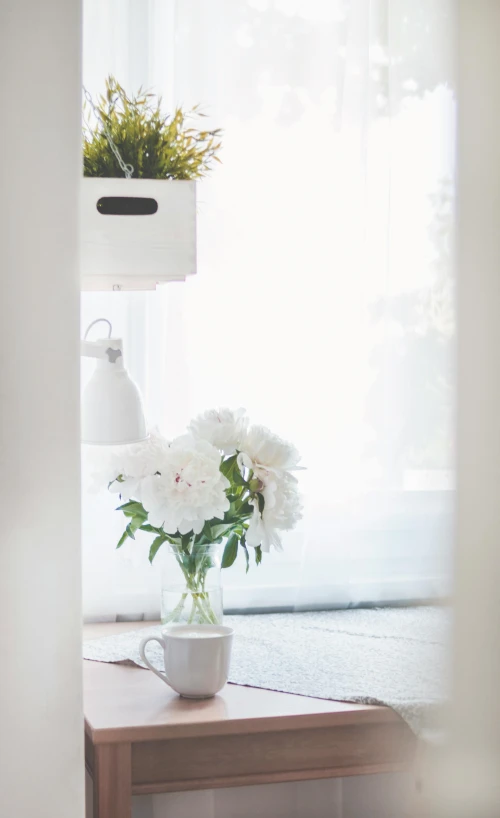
[93, 408, 303, 623]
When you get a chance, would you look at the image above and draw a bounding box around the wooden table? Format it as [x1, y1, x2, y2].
[84, 622, 416, 818]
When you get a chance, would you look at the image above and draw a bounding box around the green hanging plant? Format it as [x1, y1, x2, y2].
[83, 75, 222, 180]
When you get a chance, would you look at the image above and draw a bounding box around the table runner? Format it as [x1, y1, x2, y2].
[83, 606, 448, 735]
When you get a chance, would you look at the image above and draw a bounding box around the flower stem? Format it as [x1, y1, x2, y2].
[164, 550, 221, 625]
[163, 592, 188, 624]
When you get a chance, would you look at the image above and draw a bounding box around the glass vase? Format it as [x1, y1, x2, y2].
[161, 544, 223, 626]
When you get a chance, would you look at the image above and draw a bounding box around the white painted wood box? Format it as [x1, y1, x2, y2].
[80, 178, 196, 290]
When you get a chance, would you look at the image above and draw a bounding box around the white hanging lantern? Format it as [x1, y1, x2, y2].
[81, 319, 148, 445]
[80, 177, 196, 291]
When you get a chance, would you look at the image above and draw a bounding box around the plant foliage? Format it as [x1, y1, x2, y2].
[83, 75, 222, 180]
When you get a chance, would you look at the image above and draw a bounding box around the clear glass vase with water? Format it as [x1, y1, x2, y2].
[161, 543, 223, 626]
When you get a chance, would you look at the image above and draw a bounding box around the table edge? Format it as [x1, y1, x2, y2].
[85, 699, 405, 744]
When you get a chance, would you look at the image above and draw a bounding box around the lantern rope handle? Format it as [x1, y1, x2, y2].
[84, 318, 113, 340]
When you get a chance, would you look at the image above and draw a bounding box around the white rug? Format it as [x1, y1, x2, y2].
[83, 606, 449, 735]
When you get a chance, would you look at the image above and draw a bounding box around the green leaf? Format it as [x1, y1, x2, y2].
[164, 535, 182, 547]
[140, 524, 158, 533]
[149, 535, 166, 563]
[220, 454, 238, 480]
[211, 523, 234, 540]
[181, 534, 192, 551]
[117, 501, 147, 519]
[125, 516, 143, 540]
[222, 532, 239, 568]
[257, 493, 265, 515]
[233, 469, 247, 487]
[255, 545, 263, 566]
[117, 500, 143, 513]
[116, 529, 129, 549]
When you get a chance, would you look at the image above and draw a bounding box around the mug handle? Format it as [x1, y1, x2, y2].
[139, 635, 172, 686]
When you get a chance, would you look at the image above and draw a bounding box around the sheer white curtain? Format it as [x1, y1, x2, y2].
[82, 0, 455, 621]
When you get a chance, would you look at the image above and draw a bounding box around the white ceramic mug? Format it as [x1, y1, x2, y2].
[139, 625, 234, 698]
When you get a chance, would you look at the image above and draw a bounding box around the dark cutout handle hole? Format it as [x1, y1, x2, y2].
[96, 196, 158, 216]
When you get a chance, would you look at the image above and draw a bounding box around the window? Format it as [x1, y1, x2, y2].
[82, 0, 455, 620]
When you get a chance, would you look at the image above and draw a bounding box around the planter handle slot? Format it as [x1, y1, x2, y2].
[96, 196, 158, 216]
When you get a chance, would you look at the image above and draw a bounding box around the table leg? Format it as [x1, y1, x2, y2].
[93, 743, 132, 818]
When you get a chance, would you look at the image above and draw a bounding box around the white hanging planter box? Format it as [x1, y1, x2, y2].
[80, 178, 196, 291]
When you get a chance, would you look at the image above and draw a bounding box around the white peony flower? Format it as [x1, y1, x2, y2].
[85, 430, 171, 500]
[246, 470, 303, 552]
[239, 424, 302, 474]
[140, 434, 230, 536]
[189, 407, 249, 455]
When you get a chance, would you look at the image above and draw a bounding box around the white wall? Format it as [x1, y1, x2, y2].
[429, 1, 500, 815]
[0, 1, 84, 817]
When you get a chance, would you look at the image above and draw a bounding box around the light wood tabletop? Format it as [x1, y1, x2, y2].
[84, 621, 415, 818]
